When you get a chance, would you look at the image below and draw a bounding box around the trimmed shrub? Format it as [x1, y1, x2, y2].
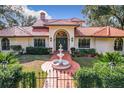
[20, 72, 36, 88]
[11, 45, 23, 55]
[26, 47, 49, 55]
[74, 68, 102, 88]
[75, 48, 96, 57]
[11, 45, 22, 52]
[74, 52, 124, 88]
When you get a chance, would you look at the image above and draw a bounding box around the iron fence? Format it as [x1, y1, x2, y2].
[19, 70, 76, 88]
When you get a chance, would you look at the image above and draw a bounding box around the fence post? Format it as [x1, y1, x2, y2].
[56, 70, 58, 88]
[64, 71, 66, 88]
[66, 72, 70, 88]
[38, 72, 40, 88]
[45, 80, 48, 88]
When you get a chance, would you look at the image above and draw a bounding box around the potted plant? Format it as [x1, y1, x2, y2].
[70, 47, 75, 57]
[48, 47, 53, 55]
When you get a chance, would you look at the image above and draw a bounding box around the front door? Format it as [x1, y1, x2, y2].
[56, 38, 67, 51]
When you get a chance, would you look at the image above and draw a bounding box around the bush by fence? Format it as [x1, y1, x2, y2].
[0, 65, 22, 88]
[19, 72, 36, 88]
[26, 47, 49, 55]
[75, 63, 124, 88]
[74, 68, 102, 88]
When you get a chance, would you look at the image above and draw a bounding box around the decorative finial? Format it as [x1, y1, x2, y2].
[59, 44, 62, 49]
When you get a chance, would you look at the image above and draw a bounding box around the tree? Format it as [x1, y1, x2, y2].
[82, 5, 124, 29]
[21, 15, 37, 26]
[0, 5, 24, 29]
[0, 5, 37, 29]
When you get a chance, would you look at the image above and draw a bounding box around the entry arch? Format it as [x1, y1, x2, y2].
[54, 29, 70, 51]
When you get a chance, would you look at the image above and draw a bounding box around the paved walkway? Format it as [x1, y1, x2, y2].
[41, 52, 80, 88]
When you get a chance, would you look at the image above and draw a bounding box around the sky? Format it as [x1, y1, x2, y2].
[27, 5, 86, 20]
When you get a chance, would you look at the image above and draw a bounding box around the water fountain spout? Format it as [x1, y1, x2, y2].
[52, 44, 71, 70]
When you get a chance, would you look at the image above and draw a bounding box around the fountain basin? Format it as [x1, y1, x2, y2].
[52, 59, 71, 70]
[57, 53, 64, 57]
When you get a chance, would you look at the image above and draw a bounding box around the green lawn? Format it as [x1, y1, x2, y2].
[17, 54, 51, 87]
[17, 54, 51, 63]
[72, 56, 96, 68]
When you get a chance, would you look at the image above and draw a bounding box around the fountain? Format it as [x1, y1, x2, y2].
[52, 44, 71, 70]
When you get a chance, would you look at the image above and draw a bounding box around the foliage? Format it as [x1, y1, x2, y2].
[82, 5, 124, 29]
[74, 68, 102, 88]
[96, 52, 124, 66]
[20, 72, 36, 88]
[21, 15, 37, 26]
[0, 52, 22, 88]
[11, 45, 22, 52]
[93, 62, 124, 88]
[0, 52, 18, 64]
[0, 5, 37, 28]
[26, 47, 49, 55]
[75, 48, 96, 57]
[0, 5, 24, 28]
[70, 47, 76, 57]
[74, 52, 124, 88]
[0, 64, 22, 88]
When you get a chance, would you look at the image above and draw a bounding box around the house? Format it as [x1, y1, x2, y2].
[0, 12, 124, 54]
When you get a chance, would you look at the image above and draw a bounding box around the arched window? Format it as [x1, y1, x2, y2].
[114, 38, 123, 51]
[1, 38, 10, 50]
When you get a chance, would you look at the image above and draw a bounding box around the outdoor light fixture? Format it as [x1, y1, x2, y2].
[71, 37, 73, 42]
[50, 37, 52, 42]
[1, 60, 8, 69]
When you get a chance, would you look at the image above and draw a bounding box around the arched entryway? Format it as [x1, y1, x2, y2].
[55, 30, 69, 51]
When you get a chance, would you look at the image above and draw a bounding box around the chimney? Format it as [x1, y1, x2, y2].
[40, 12, 45, 21]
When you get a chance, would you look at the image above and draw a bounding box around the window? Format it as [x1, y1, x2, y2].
[114, 38, 123, 51]
[34, 39, 45, 47]
[1, 38, 10, 50]
[78, 38, 90, 48]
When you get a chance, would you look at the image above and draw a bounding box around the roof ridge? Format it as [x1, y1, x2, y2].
[93, 26, 107, 35]
[106, 26, 110, 36]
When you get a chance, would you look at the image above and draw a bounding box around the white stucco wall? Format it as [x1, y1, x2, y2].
[74, 37, 124, 54]
[0, 37, 49, 52]
[95, 38, 114, 54]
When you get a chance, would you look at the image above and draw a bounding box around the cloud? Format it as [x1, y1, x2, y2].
[22, 6, 52, 19]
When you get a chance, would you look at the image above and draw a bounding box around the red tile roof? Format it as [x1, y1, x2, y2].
[33, 18, 84, 27]
[75, 26, 124, 37]
[0, 25, 124, 37]
[0, 26, 49, 37]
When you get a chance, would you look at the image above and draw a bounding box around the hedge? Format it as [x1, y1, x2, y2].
[75, 64, 124, 88]
[11, 45, 22, 51]
[26, 47, 49, 55]
[75, 48, 96, 56]
[20, 72, 36, 88]
[74, 68, 102, 88]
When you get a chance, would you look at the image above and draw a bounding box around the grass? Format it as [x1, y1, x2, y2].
[17, 54, 51, 63]
[72, 56, 96, 68]
[17, 54, 51, 87]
